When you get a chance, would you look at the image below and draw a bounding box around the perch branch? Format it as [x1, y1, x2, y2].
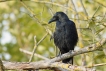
[3, 61, 94, 71]
[0, 59, 5, 71]
[2, 38, 106, 70]
[49, 38, 106, 63]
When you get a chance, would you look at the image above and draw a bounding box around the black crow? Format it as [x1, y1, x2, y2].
[48, 12, 78, 64]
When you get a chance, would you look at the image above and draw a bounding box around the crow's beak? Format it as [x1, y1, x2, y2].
[48, 19, 53, 24]
[48, 16, 56, 24]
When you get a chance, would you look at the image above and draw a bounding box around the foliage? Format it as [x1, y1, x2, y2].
[0, 0, 106, 71]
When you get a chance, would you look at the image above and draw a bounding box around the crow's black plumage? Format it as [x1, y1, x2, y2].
[48, 12, 78, 64]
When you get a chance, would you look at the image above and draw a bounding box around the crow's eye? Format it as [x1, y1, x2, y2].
[54, 16, 59, 20]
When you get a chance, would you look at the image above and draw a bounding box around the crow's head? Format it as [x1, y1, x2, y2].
[48, 12, 69, 24]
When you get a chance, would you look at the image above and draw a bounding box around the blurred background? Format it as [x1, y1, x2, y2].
[0, 0, 106, 71]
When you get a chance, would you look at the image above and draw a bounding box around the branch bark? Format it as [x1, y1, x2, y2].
[49, 38, 106, 63]
[0, 59, 5, 71]
[2, 38, 106, 71]
[3, 61, 94, 71]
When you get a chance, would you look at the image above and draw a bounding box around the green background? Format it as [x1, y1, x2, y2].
[0, 0, 106, 71]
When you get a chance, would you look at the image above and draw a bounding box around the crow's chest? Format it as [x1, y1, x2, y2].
[55, 26, 66, 37]
[53, 26, 66, 45]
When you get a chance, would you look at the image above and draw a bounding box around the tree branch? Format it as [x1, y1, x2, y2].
[3, 61, 94, 71]
[0, 59, 5, 71]
[80, 0, 88, 16]
[29, 33, 48, 62]
[19, 48, 49, 60]
[49, 38, 106, 63]
[2, 38, 106, 70]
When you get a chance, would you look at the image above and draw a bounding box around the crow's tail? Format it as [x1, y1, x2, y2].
[62, 57, 73, 64]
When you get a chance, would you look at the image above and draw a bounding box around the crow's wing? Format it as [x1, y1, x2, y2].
[65, 20, 78, 50]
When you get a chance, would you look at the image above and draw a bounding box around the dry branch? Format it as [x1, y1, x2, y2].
[0, 59, 5, 71]
[3, 61, 94, 71]
[30, 0, 75, 11]
[49, 38, 106, 63]
[19, 48, 49, 60]
[29, 33, 48, 62]
[2, 38, 106, 70]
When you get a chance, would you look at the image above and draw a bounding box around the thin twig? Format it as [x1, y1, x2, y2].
[92, 6, 100, 17]
[20, 1, 53, 37]
[19, 48, 49, 60]
[31, 0, 75, 12]
[20, 1, 41, 24]
[29, 33, 48, 62]
[70, 0, 79, 19]
[48, 0, 55, 16]
[88, 6, 100, 25]
[80, 0, 88, 16]
[87, 63, 106, 68]
[94, 1, 106, 8]
[0, 0, 12, 2]
[100, 12, 106, 22]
